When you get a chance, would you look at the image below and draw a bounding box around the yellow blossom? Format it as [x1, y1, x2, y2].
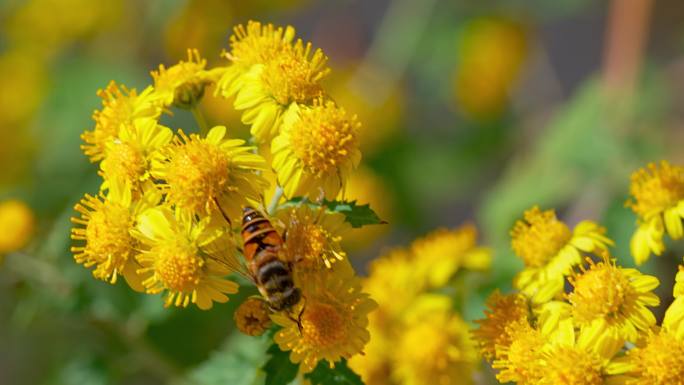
[472, 290, 530, 360]
[410, 224, 492, 287]
[492, 319, 545, 385]
[234, 297, 272, 336]
[151, 49, 223, 108]
[626, 161, 684, 264]
[271, 262, 376, 372]
[99, 118, 172, 191]
[272, 101, 361, 200]
[70, 181, 158, 290]
[567, 255, 659, 343]
[511, 206, 613, 303]
[134, 207, 239, 309]
[391, 295, 478, 385]
[347, 318, 392, 385]
[0, 199, 35, 254]
[151, 126, 267, 221]
[229, 35, 329, 143]
[275, 204, 350, 268]
[82, 81, 161, 162]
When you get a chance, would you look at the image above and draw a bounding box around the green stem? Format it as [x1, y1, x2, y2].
[268, 186, 284, 215]
[191, 106, 209, 136]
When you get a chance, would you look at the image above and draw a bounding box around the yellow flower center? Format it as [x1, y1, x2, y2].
[569, 261, 633, 323]
[511, 206, 572, 267]
[301, 302, 347, 348]
[85, 202, 134, 275]
[628, 331, 684, 384]
[165, 137, 229, 215]
[153, 241, 204, 292]
[234, 297, 272, 336]
[289, 102, 359, 176]
[538, 346, 603, 385]
[262, 44, 327, 106]
[0, 200, 35, 253]
[101, 141, 146, 184]
[627, 161, 684, 218]
[474, 292, 529, 360]
[494, 321, 545, 384]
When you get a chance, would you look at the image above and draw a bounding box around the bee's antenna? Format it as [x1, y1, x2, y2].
[213, 197, 232, 226]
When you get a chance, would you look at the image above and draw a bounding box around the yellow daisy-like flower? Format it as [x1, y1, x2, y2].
[626, 161, 684, 265]
[81, 81, 161, 162]
[231, 39, 330, 143]
[511, 206, 613, 303]
[347, 318, 392, 385]
[70, 181, 158, 290]
[234, 297, 272, 336]
[272, 101, 361, 200]
[567, 255, 660, 343]
[391, 295, 478, 385]
[151, 125, 267, 221]
[218, 21, 296, 99]
[492, 319, 545, 385]
[0, 199, 35, 254]
[410, 224, 492, 288]
[271, 263, 376, 372]
[151, 49, 222, 109]
[100, 118, 172, 191]
[472, 290, 530, 360]
[134, 207, 239, 309]
[275, 204, 351, 268]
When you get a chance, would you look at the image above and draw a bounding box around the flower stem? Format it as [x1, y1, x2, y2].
[268, 186, 284, 215]
[191, 106, 209, 136]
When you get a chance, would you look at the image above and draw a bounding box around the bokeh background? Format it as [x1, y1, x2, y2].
[1, 0, 683, 384]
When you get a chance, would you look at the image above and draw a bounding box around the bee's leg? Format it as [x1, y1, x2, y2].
[213, 197, 232, 226]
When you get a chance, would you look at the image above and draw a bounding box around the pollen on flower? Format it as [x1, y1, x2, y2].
[151, 240, 204, 292]
[290, 101, 360, 177]
[569, 258, 634, 323]
[627, 160, 684, 218]
[226, 21, 295, 67]
[301, 302, 347, 348]
[473, 291, 529, 360]
[537, 346, 603, 385]
[163, 132, 229, 215]
[234, 297, 272, 336]
[511, 206, 572, 267]
[262, 42, 329, 106]
[100, 140, 146, 185]
[626, 331, 684, 384]
[71, 194, 134, 283]
[493, 320, 544, 384]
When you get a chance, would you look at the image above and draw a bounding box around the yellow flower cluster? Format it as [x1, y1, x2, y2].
[349, 225, 491, 385]
[475, 161, 684, 385]
[71, 20, 376, 373]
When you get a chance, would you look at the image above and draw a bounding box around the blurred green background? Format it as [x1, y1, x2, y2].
[1, 0, 683, 384]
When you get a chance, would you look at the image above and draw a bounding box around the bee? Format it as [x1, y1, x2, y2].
[240, 207, 302, 312]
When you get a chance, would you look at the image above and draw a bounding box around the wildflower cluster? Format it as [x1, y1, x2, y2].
[349, 224, 492, 385]
[71, 21, 381, 375]
[474, 160, 684, 385]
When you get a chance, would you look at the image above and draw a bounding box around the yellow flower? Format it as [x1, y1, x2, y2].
[82, 81, 161, 162]
[151, 49, 222, 108]
[272, 101, 361, 200]
[626, 161, 684, 265]
[0, 199, 35, 254]
[234, 297, 272, 336]
[511, 206, 613, 303]
[230, 37, 329, 143]
[347, 319, 392, 385]
[70, 181, 157, 290]
[674, 264, 684, 298]
[472, 290, 530, 360]
[410, 224, 491, 287]
[271, 263, 376, 372]
[218, 21, 296, 99]
[492, 319, 545, 385]
[534, 320, 624, 385]
[151, 126, 267, 221]
[391, 295, 478, 385]
[275, 204, 350, 268]
[100, 118, 172, 192]
[134, 207, 239, 309]
[567, 255, 660, 343]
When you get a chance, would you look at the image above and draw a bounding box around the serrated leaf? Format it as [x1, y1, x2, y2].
[324, 200, 384, 228]
[304, 360, 364, 385]
[262, 343, 298, 385]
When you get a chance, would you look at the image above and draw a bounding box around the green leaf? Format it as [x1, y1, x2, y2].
[262, 343, 298, 385]
[189, 333, 269, 385]
[305, 360, 364, 385]
[324, 200, 385, 228]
